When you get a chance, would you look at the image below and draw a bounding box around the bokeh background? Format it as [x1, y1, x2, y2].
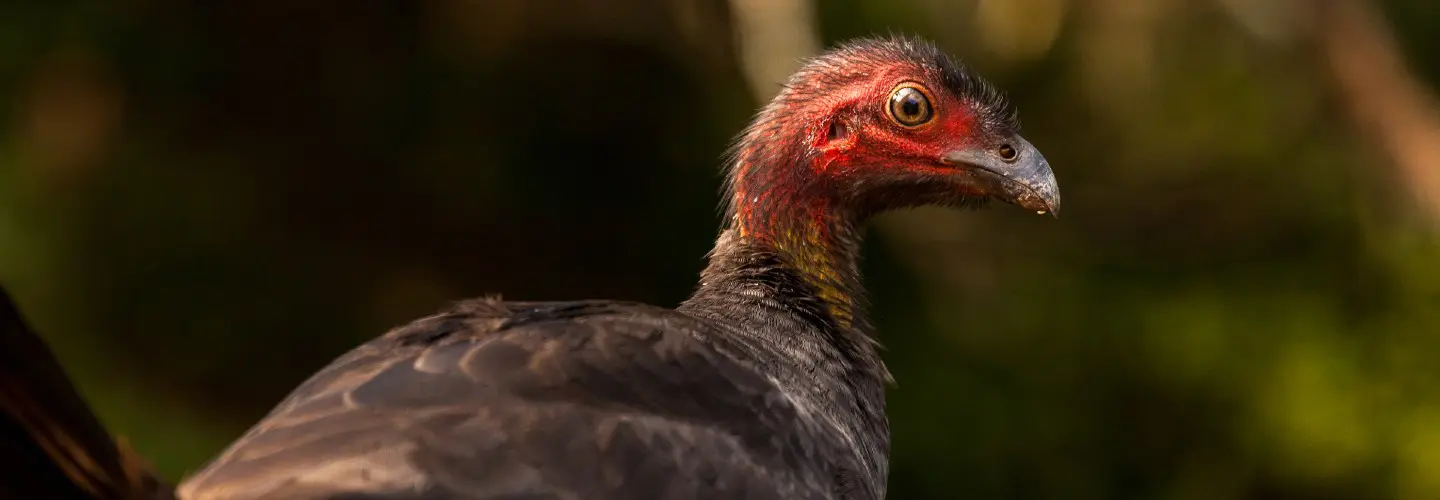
[3, 0, 1440, 498]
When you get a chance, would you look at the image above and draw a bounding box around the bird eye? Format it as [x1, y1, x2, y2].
[998, 144, 1018, 162]
[887, 85, 933, 127]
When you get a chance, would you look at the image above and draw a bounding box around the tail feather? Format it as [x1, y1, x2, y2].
[0, 284, 171, 500]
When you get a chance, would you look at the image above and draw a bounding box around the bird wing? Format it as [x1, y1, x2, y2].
[176, 300, 843, 500]
[0, 284, 173, 500]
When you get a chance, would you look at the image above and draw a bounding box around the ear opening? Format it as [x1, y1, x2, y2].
[823, 119, 850, 144]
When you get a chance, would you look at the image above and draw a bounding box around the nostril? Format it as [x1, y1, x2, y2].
[997, 144, 1017, 162]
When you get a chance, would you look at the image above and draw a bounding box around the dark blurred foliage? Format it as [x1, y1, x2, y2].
[3, 1, 1440, 499]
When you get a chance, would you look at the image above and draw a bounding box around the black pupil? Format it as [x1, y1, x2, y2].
[901, 95, 921, 117]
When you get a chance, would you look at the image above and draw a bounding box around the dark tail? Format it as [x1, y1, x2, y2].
[0, 284, 171, 500]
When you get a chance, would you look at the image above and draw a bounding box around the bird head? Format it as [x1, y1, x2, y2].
[728, 37, 1060, 231]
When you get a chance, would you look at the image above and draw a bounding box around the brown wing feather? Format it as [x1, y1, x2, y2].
[178, 300, 850, 500]
[0, 284, 172, 500]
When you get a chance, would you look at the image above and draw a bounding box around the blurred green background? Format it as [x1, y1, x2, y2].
[3, 0, 1440, 498]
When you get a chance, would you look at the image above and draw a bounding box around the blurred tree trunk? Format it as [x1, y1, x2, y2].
[730, 0, 819, 100]
[1314, 0, 1440, 226]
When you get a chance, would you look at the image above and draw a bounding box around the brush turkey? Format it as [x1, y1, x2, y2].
[0, 36, 1060, 500]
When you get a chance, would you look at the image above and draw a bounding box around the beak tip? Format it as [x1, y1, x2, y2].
[1026, 200, 1060, 219]
[1017, 189, 1060, 219]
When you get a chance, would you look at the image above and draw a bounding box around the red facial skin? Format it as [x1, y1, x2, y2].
[813, 77, 977, 179]
[729, 60, 994, 245]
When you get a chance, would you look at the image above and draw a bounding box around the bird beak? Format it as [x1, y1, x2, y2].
[941, 136, 1061, 217]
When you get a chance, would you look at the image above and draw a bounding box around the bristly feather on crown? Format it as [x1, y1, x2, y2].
[804, 35, 1017, 133]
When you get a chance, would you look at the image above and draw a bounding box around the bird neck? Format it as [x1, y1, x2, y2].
[677, 131, 892, 493]
[706, 132, 871, 329]
[680, 139, 891, 386]
[678, 182, 892, 493]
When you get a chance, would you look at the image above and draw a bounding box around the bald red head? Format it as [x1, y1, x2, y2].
[725, 36, 1058, 241]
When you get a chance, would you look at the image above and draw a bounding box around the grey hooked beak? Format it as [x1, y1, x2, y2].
[941, 136, 1061, 217]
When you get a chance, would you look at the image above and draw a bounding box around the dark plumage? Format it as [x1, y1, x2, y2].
[179, 300, 852, 499]
[0, 36, 1060, 500]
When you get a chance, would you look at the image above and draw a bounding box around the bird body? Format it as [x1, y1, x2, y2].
[0, 36, 1059, 499]
[177, 298, 876, 499]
